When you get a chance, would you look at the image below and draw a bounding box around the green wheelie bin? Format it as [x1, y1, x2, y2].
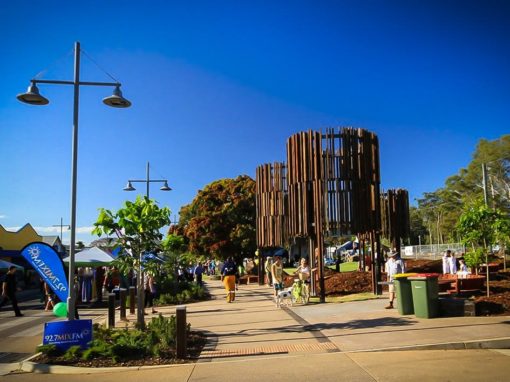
[409, 274, 440, 318]
[393, 273, 418, 315]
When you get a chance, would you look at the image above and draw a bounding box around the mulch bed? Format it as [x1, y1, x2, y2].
[316, 259, 510, 315]
[31, 331, 206, 368]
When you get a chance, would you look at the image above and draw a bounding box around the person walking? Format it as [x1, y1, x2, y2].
[43, 282, 56, 311]
[264, 256, 273, 287]
[144, 273, 158, 315]
[271, 255, 284, 297]
[194, 262, 204, 287]
[0, 266, 23, 317]
[294, 258, 313, 303]
[384, 250, 405, 309]
[221, 257, 238, 303]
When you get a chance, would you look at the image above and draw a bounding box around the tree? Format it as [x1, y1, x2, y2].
[456, 199, 510, 296]
[409, 206, 428, 245]
[176, 175, 256, 262]
[92, 196, 171, 328]
[415, 134, 509, 245]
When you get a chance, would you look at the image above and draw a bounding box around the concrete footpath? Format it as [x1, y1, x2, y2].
[2, 279, 510, 381]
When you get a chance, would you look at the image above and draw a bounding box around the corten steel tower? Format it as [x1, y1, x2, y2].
[255, 162, 288, 285]
[381, 189, 411, 254]
[256, 127, 383, 302]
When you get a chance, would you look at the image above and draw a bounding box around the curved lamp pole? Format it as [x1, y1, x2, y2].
[123, 161, 171, 326]
[17, 41, 131, 320]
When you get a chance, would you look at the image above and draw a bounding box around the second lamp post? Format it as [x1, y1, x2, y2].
[123, 161, 171, 326]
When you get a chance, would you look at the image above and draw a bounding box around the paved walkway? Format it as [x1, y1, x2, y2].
[2, 279, 510, 381]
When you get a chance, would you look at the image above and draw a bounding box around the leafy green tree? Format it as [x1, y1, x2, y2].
[175, 175, 256, 262]
[92, 196, 171, 328]
[457, 200, 510, 295]
[409, 207, 428, 245]
[415, 135, 509, 244]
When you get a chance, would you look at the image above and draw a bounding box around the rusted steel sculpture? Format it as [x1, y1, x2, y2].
[256, 127, 386, 300]
[255, 162, 288, 248]
[381, 188, 410, 254]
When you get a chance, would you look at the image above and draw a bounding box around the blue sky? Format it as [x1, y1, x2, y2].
[1, 1, 509, 244]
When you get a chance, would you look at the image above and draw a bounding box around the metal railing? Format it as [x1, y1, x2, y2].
[402, 243, 466, 260]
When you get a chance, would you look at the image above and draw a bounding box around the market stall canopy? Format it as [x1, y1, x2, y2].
[63, 247, 114, 267]
[0, 259, 24, 270]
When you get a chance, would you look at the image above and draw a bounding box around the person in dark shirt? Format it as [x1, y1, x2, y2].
[221, 257, 238, 302]
[0, 266, 23, 317]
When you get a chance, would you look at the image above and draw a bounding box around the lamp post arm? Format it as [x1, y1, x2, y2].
[31, 79, 121, 87]
[127, 179, 169, 183]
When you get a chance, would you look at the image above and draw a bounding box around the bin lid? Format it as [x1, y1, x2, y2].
[393, 273, 418, 279]
[409, 273, 440, 280]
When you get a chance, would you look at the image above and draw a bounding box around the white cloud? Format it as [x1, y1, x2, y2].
[33, 226, 63, 234]
[4, 226, 94, 235]
[0, 214, 6, 219]
[33, 226, 95, 235]
[76, 226, 95, 234]
[5, 227, 21, 231]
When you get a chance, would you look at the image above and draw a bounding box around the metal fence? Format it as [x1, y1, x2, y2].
[402, 243, 466, 260]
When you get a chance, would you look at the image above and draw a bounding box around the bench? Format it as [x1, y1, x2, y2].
[238, 275, 259, 285]
[438, 274, 484, 296]
[477, 263, 499, 277]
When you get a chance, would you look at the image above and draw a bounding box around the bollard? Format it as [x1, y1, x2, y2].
[107, 293, 115, 328]
[129, 286, 136, 315]
[176, 305, 187, 358]
[119, 288, 127, 321]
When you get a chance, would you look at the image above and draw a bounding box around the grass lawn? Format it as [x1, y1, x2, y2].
[284, 261, 359, 274]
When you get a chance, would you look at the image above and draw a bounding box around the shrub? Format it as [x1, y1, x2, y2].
[156, 282, 208, 305]
[81, 315, 182, 362]
[36, 344, 61, 357]
[465, 248, 485, 271]
[63, 345, 82, 361]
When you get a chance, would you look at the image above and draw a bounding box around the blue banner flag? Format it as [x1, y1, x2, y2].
[43, 319, 92, 351]
[20, 242, 69, 303]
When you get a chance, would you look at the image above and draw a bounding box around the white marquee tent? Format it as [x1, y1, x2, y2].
[63, 247, 114, 266]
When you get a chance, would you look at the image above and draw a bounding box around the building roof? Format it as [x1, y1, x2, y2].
[41, 236, 59, 246]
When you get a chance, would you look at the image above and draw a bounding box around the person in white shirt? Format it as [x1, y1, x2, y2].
[384, 250, 405, 309]
[442, 250, 451, 274]
[448, 252, 457, 274]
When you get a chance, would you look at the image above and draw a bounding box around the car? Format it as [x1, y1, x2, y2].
[324, 258, 335, 266]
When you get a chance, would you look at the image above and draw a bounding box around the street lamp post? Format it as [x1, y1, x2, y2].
[17, 41, 131, 320]
[52, 217, 70, 252]
[123, 161, 171, 326]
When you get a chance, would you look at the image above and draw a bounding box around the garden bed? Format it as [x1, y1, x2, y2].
[31, 315, 207, 368]
[320, 259, 510, 316]
[31, 331, 206, 367]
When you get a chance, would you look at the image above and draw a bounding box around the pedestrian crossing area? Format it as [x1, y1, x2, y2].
[0, 308, 105, 338]
[0, 300, 107, 364]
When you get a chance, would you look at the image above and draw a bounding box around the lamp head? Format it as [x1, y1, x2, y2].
[17, 83, 49, 105]
[160, 181, 172, 191]
[123, 181, 135, 191]
[103, 85, 131, 108]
